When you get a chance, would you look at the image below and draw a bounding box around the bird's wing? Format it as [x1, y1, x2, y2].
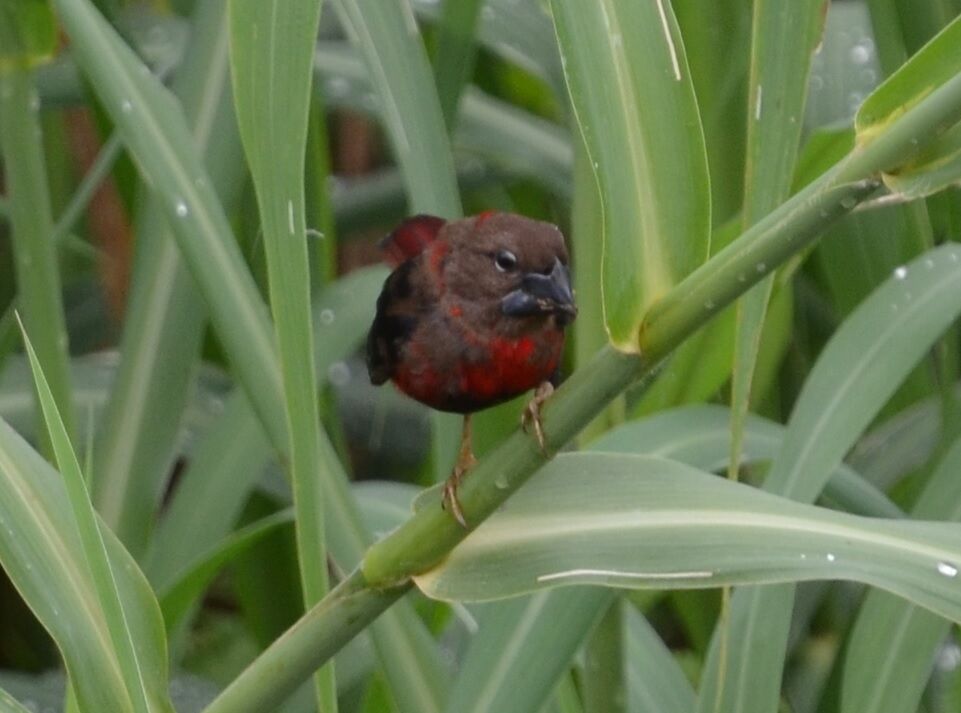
[380, 214, 447, 267]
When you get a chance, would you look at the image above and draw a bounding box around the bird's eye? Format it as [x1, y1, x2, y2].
[494, 250, 518, 272]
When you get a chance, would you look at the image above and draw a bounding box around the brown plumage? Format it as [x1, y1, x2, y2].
[366, 211, 577, 526]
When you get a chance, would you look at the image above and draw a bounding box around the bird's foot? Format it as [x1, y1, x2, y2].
[442, 458, 475, 528]
[442, 416, 478, 528]
[522, 381, 554, 456]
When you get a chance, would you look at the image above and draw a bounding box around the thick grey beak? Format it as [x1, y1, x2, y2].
[500, 258, 577, 325]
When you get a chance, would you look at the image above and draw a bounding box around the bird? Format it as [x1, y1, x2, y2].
[366, 211, 577, 526]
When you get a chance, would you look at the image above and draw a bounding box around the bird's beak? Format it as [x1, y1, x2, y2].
[500, 257, 577, 325]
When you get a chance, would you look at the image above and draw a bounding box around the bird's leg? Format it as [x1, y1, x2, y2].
[443, 413, 477, 528]
[522, 381, 554, 456]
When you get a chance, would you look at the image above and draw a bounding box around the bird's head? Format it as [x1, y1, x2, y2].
[443, 212, 577, 329]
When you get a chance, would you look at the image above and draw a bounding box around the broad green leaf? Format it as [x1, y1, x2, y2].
[856, 13, 961, 143]
[591, 405, 901, 519]
[624, 604, 695, 713]
[841, 435, 961, 713]
[672, 0, 752, 223]
[443, 589, 608, 713]
[414, 453, 961, 617]
[550, 0, 710, 351]
[0, 0, 56, 68]
[228, 2, 333, 709]
[19, 323, 162, 713]
[0, 417, 173, 712]
[701, 243, 961, 713]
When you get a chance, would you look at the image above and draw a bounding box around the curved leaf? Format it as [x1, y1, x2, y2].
[550, 0, 710, 351]
[415, 453, 961, 621]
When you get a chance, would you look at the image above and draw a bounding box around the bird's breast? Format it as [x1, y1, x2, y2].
[392, 324, 563, 413]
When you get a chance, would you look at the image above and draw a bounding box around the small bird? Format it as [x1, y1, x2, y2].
[366, 211, 577, 526]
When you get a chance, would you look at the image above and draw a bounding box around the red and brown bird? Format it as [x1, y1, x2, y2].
[366, 211, 577, 525]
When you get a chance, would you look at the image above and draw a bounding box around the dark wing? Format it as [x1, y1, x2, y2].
[380, 214, 446, 267]
[366, 260, 419, 385]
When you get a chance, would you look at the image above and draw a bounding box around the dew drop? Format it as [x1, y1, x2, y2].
[121, 99, 133, 113]
[494, 475, 509, 490]
[704, 299, 715, 310]
[756, 262, 767, 273]
[924, 258, 935, 269]
[849, 44, 872, 65]
[937, 561, 958, 577]
[893, 265, 907, 280]
[327, 361, 350, 387]
[174, 200, 188, 217]
[319, 308, 335, 325]
[826, 553, 836, 562]
[937, 642, 961, 672]
[840, 196, 857, 209]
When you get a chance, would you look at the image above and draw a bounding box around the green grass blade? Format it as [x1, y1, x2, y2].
[91, 0, 244, 554]
[624, 603, 696, 713]
[414, 452, 961, 616]
[550, 0, 710, 351]
[0, 67, 74, 448]
[724, 30, 823, 692]
[433, 0, 483, 128]
[53, 0, 287, 453]
[856, 13, 961, 142]
[672, 0, 751, 223]
[702, 242, 961, 713]
[841, 434, 961, 713]
[145, 268, 385, 591]
[332, 0, 461, 218]
[884, 121, 961, 197]
[227, 2, 332, 710]
[313, 42, 573, 197]
[444, 589, 609, 713]
[331, 0, 463, 490]
[0, 0, 56, 68]
[158, 509, 294, 633]
[17, 320, 154, 713]
[0, 416, 174, 712]
[728, 0, 824, 497]
[591, 405, 901, 520]
[0, 687, 32, 713]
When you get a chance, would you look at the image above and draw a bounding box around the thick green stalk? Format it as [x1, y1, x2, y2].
[203, 63, 961, 713]
[204, 571, 407, 713]
[0, 67, 74, 447]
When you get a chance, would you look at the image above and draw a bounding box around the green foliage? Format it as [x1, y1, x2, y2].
[1, 1, 961, 713]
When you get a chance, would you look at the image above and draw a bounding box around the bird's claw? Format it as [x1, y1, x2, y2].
[442, 464, 471, 528]
[443, 416, 477, 528]
[522, 381, 554, 456]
